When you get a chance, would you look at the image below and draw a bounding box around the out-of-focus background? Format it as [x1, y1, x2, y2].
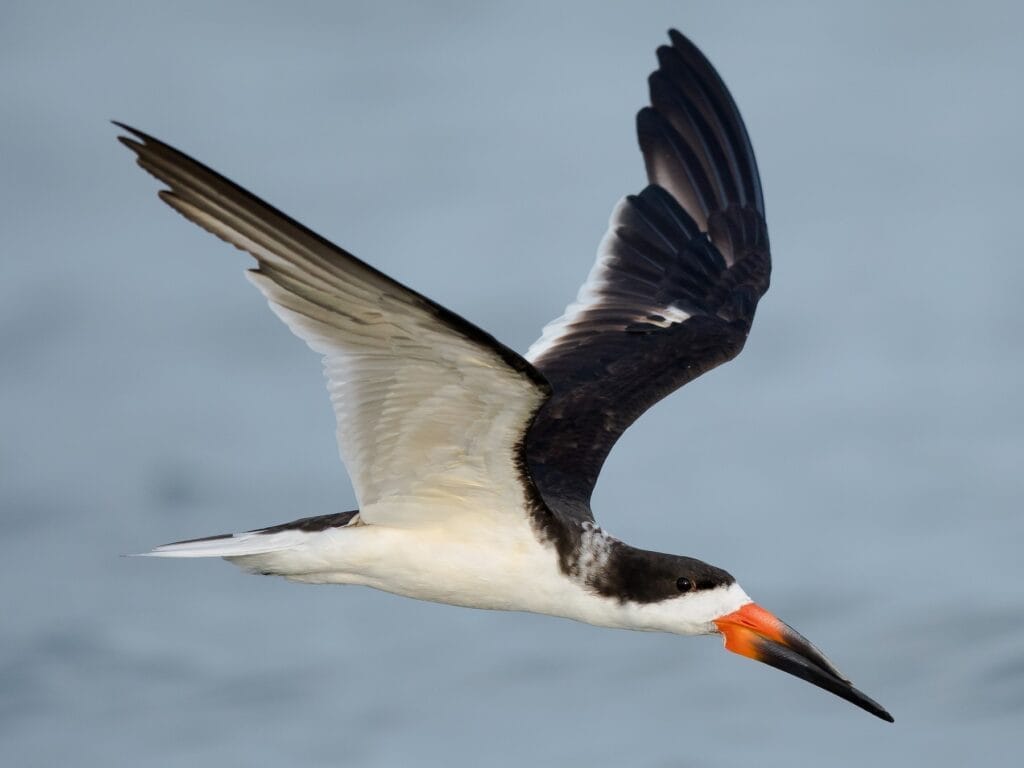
[3, 1, 1021, 765]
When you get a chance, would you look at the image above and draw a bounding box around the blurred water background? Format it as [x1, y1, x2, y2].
[2, 1, 1022, 765]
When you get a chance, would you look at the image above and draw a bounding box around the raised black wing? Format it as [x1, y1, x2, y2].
[524, 30, 771, 519]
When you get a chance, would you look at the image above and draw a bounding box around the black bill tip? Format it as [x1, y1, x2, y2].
[715, 602, 894, 723]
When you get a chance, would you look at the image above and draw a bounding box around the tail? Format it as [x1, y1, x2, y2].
[133, 510, 360, 559]
[135, 530, 307, 558]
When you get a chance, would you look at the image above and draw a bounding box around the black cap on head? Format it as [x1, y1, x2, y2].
[594, 544, 734, 603]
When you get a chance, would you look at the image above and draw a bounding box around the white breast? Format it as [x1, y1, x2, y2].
[240, 511, 750, 637]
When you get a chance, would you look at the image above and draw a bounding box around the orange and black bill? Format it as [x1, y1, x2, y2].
[714, 603, 894, 722]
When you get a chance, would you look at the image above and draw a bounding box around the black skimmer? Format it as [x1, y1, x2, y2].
[117, 30, 893, 723]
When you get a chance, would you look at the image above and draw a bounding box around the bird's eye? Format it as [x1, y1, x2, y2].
[676, 577, 693, 593]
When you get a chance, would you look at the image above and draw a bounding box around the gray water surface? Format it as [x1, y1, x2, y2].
[2, 1, 1022, 766]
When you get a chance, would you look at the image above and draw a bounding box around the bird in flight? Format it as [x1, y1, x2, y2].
[118, 29, 892, 722]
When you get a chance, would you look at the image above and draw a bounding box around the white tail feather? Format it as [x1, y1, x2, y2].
[135, 529, 309, 558]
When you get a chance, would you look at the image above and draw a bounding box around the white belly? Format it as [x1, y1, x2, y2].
[239, 512, 634, 627]
[227, 510, 747, 635]
[290, 519, 568, 607]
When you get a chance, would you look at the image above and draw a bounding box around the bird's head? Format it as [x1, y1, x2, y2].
[599, 545, 893, 722]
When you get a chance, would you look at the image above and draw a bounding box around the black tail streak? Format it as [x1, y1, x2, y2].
[256, 510, 360, 534]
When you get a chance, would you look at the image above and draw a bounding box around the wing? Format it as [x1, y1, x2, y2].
[524, 30, 771, 518]
[118, 125, 550, 529]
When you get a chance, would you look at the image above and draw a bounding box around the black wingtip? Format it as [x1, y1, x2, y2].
[635, 105, 658, 132]
[112, 122, 164, 152]
[117, 134, 143, 152]
[113, 121, 147, 154]
[111, 120, 141, 137]
[667, 28, 694, 51]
